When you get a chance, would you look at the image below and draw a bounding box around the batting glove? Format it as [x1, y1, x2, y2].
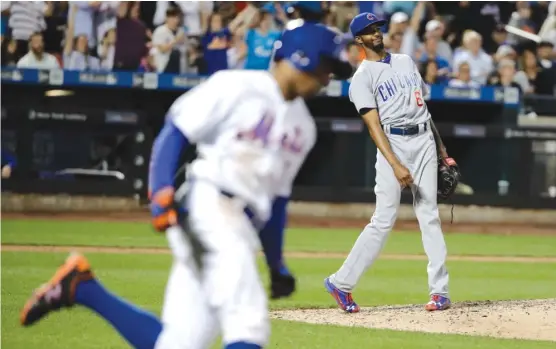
[270, 264, 296, 299]
[149, 186, 179, 232]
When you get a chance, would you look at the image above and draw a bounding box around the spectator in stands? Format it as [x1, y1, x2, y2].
[449, 61, 481, 88]
[64, 34, 101, 71]
[345, 42, 362, 70]
[1, 38, 18, 67]
[388, 3, 425, 59]
[42, 2, 67, 55]
[489, 25, 509, 55]
[385, 32, 402, 54]
[537, 41, 555, 69]
[96, 2, 119, 51]
[420, 59, 448, 85]
[243, 10, 280, 70]
[387, 12, 410, 50]
[98, 27, 116, 71]
[507, 2, 538, 45]
[201, 13, 231, 73]
[16, 32, 59, 69]
[539, 2, 556, 52]
[150, 8, 185, 74]
[422, 19, 452, 63]
[6, 1, 48, 60]
[187, 40, 208, 75]
[450, 2, 514, 55]
[227, 33, 246, 69]
[113, 2, 149, 71]
[418, 35, 451, 76]
[329, 1, 357, 33]
[154, 1, 214, 38]
[322, 8, 342, 32]
[487, 58, 524, 93]
[63, 5, 100, 71]
[515, 48, 556, 95]
[70, 1, 101, 53]
[201, 13, 234, 74]
[453, 30, 493, 85]
[494, 44, 517, 64]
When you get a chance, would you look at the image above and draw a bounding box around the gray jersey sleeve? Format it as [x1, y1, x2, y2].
[349, 70, 376, 114]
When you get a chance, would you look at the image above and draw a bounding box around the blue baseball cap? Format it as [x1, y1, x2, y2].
[274, 21, 352, 80]
[349, 12, 387, 37]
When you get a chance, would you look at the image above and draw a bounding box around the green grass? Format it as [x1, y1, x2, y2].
[3, 219, 556, 257]
[2, 219, 556, 348]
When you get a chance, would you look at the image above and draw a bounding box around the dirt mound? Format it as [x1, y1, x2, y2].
[271, 299, 556, 341]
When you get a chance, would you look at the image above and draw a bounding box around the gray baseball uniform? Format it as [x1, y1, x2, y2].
[328, 53, 449, 297]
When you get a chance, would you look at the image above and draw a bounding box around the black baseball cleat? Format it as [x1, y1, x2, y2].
[20, 253, 94, 326]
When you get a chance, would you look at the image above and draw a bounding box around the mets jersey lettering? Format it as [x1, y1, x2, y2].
[169, 70, 315, 220]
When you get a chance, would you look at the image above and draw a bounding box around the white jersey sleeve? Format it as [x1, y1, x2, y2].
[349, 69, 376, 114]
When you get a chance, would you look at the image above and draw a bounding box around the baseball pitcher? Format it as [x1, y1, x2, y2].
[20, 22, 352, 349]
[324, 13, 461, 313]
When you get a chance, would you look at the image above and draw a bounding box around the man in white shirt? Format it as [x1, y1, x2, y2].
[151, 8, 185, 73]
[16, 32, 59, 69]
[154, 1, 213, 37]
[453, 31, 493, 85]
[6, 1, 48, 59]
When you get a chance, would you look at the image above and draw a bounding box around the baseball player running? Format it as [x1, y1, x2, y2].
[325, 12, 459, 313]
[20, 22, 352, 349]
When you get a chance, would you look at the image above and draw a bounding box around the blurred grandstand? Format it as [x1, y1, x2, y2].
[1, 1, 555, 95]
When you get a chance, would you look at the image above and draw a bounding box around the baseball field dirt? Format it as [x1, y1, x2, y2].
[271, 299, 556, 341]
[4, 212, 556, 235]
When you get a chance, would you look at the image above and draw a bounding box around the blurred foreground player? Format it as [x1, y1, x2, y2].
[19, 21, 352, 349]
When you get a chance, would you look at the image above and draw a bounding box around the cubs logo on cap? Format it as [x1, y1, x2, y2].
[349, 12, 387, 37]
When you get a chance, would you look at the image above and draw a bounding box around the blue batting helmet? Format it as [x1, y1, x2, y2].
[350, 12, 387, 37]
[273, 21, 352, 80]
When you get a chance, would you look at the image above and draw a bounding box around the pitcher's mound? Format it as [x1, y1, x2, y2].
[271, 299, 556, 341]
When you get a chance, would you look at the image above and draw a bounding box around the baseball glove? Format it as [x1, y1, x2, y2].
[438, 157, 461, 200]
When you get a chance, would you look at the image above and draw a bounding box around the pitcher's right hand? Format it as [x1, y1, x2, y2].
[393, 163, 413, 188]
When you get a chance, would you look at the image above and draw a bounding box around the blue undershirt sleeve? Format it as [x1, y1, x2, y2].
[259, 196, 289, 271]
[148, 119, 190, 195]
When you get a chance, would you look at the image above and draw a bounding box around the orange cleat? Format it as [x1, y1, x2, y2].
[20, 253, 94, 326]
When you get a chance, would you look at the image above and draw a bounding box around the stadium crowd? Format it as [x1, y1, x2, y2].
[1, 1, 556, 95]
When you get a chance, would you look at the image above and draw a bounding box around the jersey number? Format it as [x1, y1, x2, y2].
[414, 91, 424, 107]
